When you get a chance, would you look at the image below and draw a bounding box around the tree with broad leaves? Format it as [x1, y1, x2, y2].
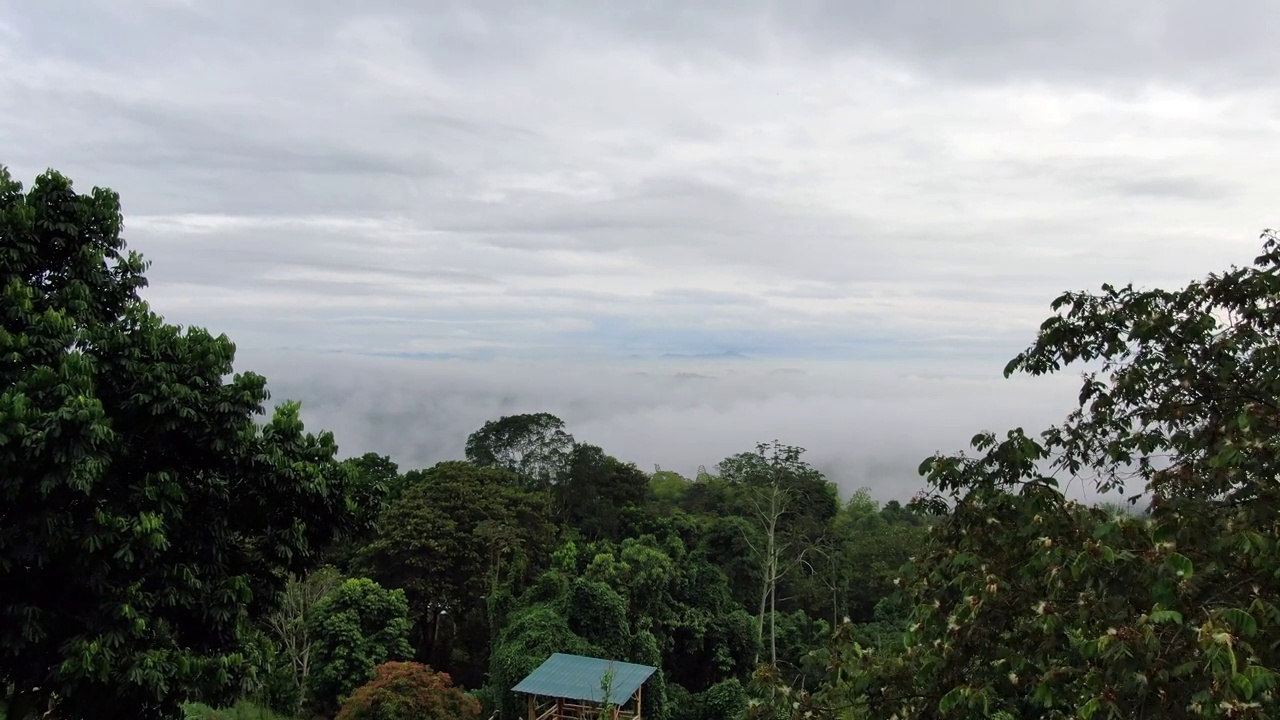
[342, 452, 401, 509]
[0, 167, 363, 720]
[306, 578, 414, 716]
[464, 412, 575, 490]
[322, 453, 400, 571]
[763, 230, 1280, 720]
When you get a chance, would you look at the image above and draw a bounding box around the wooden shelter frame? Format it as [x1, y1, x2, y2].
[512, 653, 655, 720]
[524, 686, 643, 720]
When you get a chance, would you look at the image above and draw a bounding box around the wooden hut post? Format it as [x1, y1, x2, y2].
[528, 694, 536, 720]
[636, 686, 643, 719]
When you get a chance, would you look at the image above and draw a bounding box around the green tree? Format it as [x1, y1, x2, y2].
[648, 469, 692, 516]
[632, 629, 672, 720]
[556, 443, 650, 541]
[323, 454, 400, 571]
[698, 514, 763, 611]
[335, 662, 480, 720]
[0, 167, 360, 719]
[344, 452, 402, 503]
[337, 452, 400, 540]
[602, 535, 756, 685]
[784, 230, 1280, 719]
[566, 577, 633, 658]
[358, 461, 556, 683]
[231, 625, 301, 716]
[552, 534, 755, 699]
[263, 567, 344, 715]
[811, 492, 928, 626]
[483, 557, 689, 720]
[306, 578, 413, 716]
[464, 412, 575, 490]
[695, 678, 748, 720]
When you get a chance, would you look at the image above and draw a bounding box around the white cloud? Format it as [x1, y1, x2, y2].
[2, 1, 1277, 493]
[246, 351, 1086, 501]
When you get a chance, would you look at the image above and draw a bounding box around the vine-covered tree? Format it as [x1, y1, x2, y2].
[0, 167, 362, 719]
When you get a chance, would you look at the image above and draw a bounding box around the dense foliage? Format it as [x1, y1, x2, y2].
[305, 579, 413, 715]
[765, 230, 1280, 719]
[356, 461, 555, 684]
[0, 167, 363, 720]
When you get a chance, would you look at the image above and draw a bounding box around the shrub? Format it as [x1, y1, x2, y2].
[180, 700, 294, 720]
[336, 662, 480, 720]
[697, 678, 747, 720]
[306, 578, 413, 714]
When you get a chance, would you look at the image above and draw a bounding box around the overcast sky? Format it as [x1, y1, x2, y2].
[2, 1, 1278, 498]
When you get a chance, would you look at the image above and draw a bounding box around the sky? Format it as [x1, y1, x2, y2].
[2, 1, 1279, 499]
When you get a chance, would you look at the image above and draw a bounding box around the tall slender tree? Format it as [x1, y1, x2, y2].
[719, 441, 831, 667]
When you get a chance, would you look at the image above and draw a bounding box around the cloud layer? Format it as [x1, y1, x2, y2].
[2, 1, 1278, 496]
[244, 351, 1084, 501]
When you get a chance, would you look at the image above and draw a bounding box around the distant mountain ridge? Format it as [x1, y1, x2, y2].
[658, 350, 749, 360]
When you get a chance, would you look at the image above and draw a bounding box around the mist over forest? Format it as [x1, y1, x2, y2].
[247, 351, 1081, 500]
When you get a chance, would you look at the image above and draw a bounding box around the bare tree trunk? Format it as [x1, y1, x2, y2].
[767, 485, 781, 667]
[769, 550, 778, 667]
[832, 575, 839, 630]
[755, 485, 781, 666]
[827, 552, 840, 629]
[298, 645, 312, 711]
[755, 571, 769, 665]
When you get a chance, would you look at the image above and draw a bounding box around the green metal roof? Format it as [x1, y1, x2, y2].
[511, 653, 657, 703]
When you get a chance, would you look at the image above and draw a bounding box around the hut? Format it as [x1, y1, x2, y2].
[512, 653, 657, 719]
